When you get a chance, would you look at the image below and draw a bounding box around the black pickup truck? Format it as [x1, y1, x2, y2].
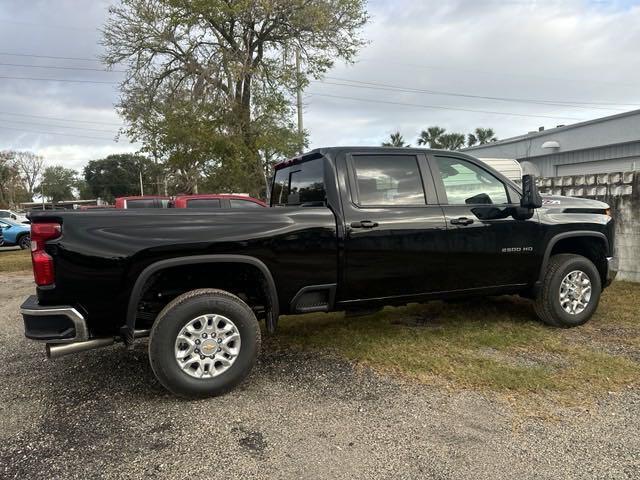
[20, 147, 617, 397]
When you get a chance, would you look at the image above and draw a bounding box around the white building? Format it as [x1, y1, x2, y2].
[463, 109, 640, 177]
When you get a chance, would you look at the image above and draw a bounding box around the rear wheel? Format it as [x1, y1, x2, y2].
[148, 288, 261, 398]
[534, 254, 601, 327]
[18, 234, 30, 250]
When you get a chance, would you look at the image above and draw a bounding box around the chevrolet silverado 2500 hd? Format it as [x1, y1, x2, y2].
[20, 147, 617, 397]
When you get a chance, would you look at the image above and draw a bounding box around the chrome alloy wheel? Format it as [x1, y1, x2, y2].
[174, 314, 241, 379]
[559, 270, 592, 315]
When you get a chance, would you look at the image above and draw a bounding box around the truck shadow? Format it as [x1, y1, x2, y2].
[25, 296, 540, 401]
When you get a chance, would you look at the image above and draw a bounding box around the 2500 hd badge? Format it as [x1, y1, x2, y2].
[502, 246, 534, 253]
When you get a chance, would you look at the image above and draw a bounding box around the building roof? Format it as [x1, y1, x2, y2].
[463, 108, 640, 151]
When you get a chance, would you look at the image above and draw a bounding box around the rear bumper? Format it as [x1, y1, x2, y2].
[605, 256, 618, 287]
[20, 295, 88, 343]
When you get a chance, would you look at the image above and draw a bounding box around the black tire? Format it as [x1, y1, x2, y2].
[148, 288, 261, 398]
[18, 234, 30, 250]
[534, 254, 601, 328]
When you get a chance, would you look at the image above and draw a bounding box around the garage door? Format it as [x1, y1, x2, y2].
[556, 157, 640, 176]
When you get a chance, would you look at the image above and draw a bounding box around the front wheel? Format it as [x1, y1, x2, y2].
[148, 288, 261, 398]
[534, 254, 602, 328]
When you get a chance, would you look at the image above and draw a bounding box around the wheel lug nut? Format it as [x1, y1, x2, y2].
[195, 339, 201, 345]
[202, 333, 207, 338]
[200, 355, 205, 360]
[217, 338, 222, 343]
[195, 348, 200, 354]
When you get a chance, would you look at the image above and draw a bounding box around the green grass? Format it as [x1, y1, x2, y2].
[271, 282, 640, 397]
[0, 248, 32, 273]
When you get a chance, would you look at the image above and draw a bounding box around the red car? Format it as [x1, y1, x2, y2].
[115, 196, 171, 209]
[173, 194, 266, 209]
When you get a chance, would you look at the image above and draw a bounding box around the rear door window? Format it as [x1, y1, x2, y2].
[186, 199, 222, 208]
[351, 154, 426, 206]
[230, 199, 263, 208]
[126, 199, 157, 208]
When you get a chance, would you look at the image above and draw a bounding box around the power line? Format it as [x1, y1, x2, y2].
[0, 124, 117, 141]
[307, 92, 584, 121]
[0, 62, 125, 73]
[356, 58, 640, 90]
[0, 19, 96, 32]
[0, 75, 118, 84]
[320, 77, 640, 109]
[0, 51, 99, 62]
[2, 118, 118, 134]
[0, 111, 123, 127]
[315, 80, 622, 112]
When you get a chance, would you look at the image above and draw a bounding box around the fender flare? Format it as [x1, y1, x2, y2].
[538, 231, 609, 283]
[125, 254, 279, 338]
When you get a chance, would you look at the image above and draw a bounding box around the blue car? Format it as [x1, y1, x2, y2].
[0, 218, 31, 249]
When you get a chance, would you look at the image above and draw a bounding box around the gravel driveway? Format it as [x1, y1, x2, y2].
[1, 272, 638, 479]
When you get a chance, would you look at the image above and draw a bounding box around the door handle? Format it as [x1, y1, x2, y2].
[350, 220, 379, 229]
[450, 217, 474, 226]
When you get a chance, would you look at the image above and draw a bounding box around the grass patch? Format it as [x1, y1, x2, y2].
[272, 283, 640, 397]
[0, 249, 31, 273]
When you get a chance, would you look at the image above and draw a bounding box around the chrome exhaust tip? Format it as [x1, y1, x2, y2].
[46, 338, 115, 359]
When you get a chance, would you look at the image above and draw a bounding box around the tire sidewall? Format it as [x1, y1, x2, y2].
[548, 256, 601, 327]
[149, 291, 259, 397]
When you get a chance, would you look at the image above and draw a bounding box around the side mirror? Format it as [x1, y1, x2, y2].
[520, 174, 542, 209]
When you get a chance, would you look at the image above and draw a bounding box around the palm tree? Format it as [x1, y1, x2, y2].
[382, 132, 409, 147]
[467, 127, 497, 147]
[417, 126, 446, 148]
[439, 133, 466, 150]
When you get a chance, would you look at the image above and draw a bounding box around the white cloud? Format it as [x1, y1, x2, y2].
[0, 0, 639, 168]
[35, 143, 139, 172]
[306, 0, 640, 148]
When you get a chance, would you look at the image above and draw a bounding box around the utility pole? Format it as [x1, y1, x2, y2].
[295, 48, 304, 154]
[139, 171, 144, 196]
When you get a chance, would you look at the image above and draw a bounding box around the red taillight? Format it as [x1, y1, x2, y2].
[30, 222, 61, 286]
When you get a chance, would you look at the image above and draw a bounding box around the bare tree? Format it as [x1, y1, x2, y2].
[0, 151, 28, 207]
[12, 151, 44, 200]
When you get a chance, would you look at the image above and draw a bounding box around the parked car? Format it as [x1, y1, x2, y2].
[20, 147, 616, 398]
[173, 194, 266, 209]
[0, 209, 29, 224]
[0, 218, 31, 249]
[115, 196, 171, 209]
[0, 227, 4, 246]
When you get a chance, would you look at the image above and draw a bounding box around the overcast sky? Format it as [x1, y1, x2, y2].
[0, 0, 639, 172]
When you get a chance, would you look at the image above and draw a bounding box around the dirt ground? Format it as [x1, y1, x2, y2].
[1, 272, 638, 479]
